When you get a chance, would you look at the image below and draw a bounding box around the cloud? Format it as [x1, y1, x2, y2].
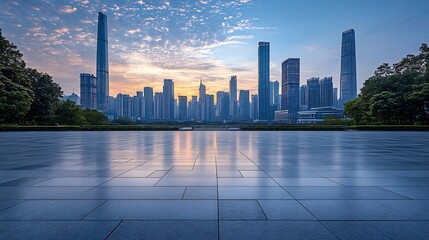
[59, 5, 77, 13]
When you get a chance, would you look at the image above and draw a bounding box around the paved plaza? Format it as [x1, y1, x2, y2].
[0, 131, 429, 239]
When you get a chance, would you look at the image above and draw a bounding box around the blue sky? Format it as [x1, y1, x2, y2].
[1, 0, 428, 98]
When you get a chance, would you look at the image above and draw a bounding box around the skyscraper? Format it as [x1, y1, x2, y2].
[154, 92, 162, 120]
[216, 91, 229, 121]
[273, 80, 280, 109]
[281, 58, 300, 123]
[307, 78, 320, 109]
[229, 76, 237, 118]
[199, 80, 206, 121]
[178, 96, 187, 121]
[258, 42, 270, 120]
[333, 87, 338, 108]
[340, 29, 357, 108]
[144, 87, 154, 120]
[80, 73, 97, 110]
[162, 79, 174, 120]
[96, 12, 109, 111]
[239, 90, 250, 120]
[206, 94, 215, 121]
[188, 96, 198, 120]
[320, 77, 334, 107]
[251, 94, 259, 120]
[300, 84, 308, 110]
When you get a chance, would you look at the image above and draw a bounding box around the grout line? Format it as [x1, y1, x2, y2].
[80, 200, 108, 220]
[104, 220, 123, 240]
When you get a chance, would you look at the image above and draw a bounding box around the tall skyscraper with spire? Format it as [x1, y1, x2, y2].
[96, 12, 109, 111]
[199, 79, 207, 121]
[258, 42, 270, 120]
[340, 29, 357, 108]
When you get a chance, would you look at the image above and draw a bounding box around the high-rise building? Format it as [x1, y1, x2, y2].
[178, 96, 188, 121]
[80, 73, 97, 110]
[307, 78, 320, 109]
[320, 77, 334, 107]
[162, 79, 174, 120]
[281, 58, 300, 123]
[229, 76, 237, 117]
[251, 94, 259, 120]
[188, 96, 198, 120]
[199, 80, 207, 121]
[269, 82, 274, 105]
[340, 29, 357, 108]
[144, 87, 154, 120]
[239, 90, 250, 120]
[273, 80, 280, 109]
[134, 91, 144, 119]
[154, 92, 163, 120]
[96, 12, 109, 111]
[116, 94, 131, 118]
[206, 94, 215, 121]
[333, 87, 338, 108]
[216, 91, 229, 121]
[258, 42, 270, 120]
[299, 84, 308, 110]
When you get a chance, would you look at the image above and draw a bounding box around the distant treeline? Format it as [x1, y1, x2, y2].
[344, 44, 429, 125]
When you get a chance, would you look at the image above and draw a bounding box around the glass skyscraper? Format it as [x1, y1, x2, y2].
[199, 80, 206, 121]
[229, 76, 237, 118]
[96, 12, 109, 112]
[307, 77, 320, 109]
[178, 96, 187, 120]
[258, 42, 270, 120]
[281, 58, 300, 123]
[144, 87, 153, 120]
[239, 90, 250, 120]
[80, 73, 97, 110]
[320, 77, 334, 107]
[162, 79, 174, 120]
[340, 29, 357, 108]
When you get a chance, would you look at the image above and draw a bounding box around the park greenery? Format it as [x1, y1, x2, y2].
[0, 33, 107, 125]
[344, 44, 429, 125]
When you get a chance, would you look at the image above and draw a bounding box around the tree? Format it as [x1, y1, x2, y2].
[54, 100, 86, 125]
[408, 83, 429, 124]
[0, 34, 33, 123]
[25, 68, 63, 124]
[344, 98, 369, 125]
[82, 109, 108, 125]
[369, 91, 402, 124]
[112, 117, 134, 125]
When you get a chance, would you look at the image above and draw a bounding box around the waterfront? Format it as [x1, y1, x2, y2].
[1, 131, 429, 239]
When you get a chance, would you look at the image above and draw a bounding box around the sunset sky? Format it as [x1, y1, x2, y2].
[1, 0, 429, 98]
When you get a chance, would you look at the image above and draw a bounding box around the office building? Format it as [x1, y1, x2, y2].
[154, 92, 162, 120]
[300, 84, 308, 110]
[206, 94, 215, 121]
[162, 79, 174, 120]
[96, 12, 109, 111]
[320, 77, 333, 107]
[251, 94, 259, 120]
[239, 90, 250, 120]
[340, 29, 357, 108]
[199, 80, 207, 121]
[188, 96, 198, 120]
[80, 73, 97, 110]
[281, 58, 300, 123]
[144, 87, 154, 120]
[273, 80, 280, 109]
[178, 96, 188, 120]
[229, 76, 237, 117]
[307, 78, 320, 109]
[258, 42, 270, 120]
[216, 91, 229, 121]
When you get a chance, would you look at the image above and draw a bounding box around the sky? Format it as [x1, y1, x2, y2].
[1, 0, 429, 99]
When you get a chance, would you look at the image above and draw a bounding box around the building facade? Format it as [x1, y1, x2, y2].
[162, 79, 174, 120]
[239, 90, 250, 120]
[144, 87, 153, 120]
[258, 42, 270, 120]
[96, 12, 109, 111]
[281, 58, 300, 123]
[340, 29, 357, 108]
[307, 77, 320, 109]
[80, 73, 97, 110]
[229, 76, 237, 118]
[320, 77, 334, 107]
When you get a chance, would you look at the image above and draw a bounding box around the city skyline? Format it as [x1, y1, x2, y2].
[1, 1, 428, 98]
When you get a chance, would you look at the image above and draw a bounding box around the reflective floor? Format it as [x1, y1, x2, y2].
[1, 131, 429, 239]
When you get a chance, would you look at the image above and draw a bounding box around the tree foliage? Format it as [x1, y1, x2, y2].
[54, 100, 86, 125]
[345, 44, 429, 125]
[82, 109, 108, 125]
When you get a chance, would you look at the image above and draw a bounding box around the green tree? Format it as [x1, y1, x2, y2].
[54, 100, 86, 125]
[112, 117, 134, 125]
[344, 98, 369, 125]
[82, 109, 108, 125]
[369, 91, 402, 124]
[25, 68, 63, 124]
[0, 34, 33, 123]
[408, 83, 429, 124]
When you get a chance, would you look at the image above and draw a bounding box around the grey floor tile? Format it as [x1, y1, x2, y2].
[100, 178, 160, 186]
[322, 221, 390, 240]
[218, 178, 279, 187]
[0, 177, 51, 186]
[258, 200, 315, 220]
[183, 187, 217, 199]
[117, 170, 155, 178]
[107, 221, 218, 240]
[329, 177, 429, 187]
[0, 186, 93, 200]
[300, 200, 429, 220]
[80, 186, 185, 199]
[217, 171, 242, 178]
[218, 186, 292, 199]
[0, 221, 119, 240]
[0, 200, 105, 220]
[368, 221, 429, 240]
[285, 186, 408, 199]
[34, 177, 112, 187]
[147, 170, 168, 178]
[156, 177, 217, 186]
[274, 178, 341, 186]
[219, 221, 337, 240]
[219, 200, 266, 220]
[85, 200, 217, 220]
[382, 186, 429, 199]
[0, 200, 24, 212]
